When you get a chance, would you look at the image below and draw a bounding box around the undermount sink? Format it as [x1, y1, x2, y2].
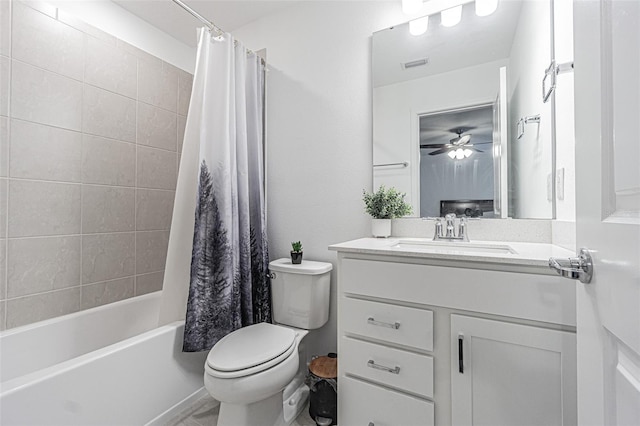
[391, 239, 517, 255]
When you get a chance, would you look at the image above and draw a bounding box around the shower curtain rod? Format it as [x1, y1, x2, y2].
[171, 0, 224, 34]
[170, 0, 266, 65]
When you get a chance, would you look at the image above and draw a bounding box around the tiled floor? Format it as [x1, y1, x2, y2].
[164, 393, 317, 426]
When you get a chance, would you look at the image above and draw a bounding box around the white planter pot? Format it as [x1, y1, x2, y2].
[371, 219, 392, 238]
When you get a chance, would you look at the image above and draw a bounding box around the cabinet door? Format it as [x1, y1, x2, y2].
[451, 315, 576, 426]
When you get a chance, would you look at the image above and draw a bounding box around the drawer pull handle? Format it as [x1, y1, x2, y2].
[367, 359, 401, 374]
[367, 317, 401, 330]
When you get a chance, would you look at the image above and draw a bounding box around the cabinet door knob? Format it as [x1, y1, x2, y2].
[367, 317, 401, 329]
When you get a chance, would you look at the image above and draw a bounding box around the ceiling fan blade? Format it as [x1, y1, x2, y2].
[420, 143, 448, 149]
[470, 147, 484, 153]
[428, 148, 450, 156]
[451, 134, 472, 145]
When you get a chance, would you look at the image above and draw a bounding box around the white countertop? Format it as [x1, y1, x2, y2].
[329, 237, 575, 270]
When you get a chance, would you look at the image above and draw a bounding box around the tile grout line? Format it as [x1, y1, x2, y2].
[79, 30, 86, 313]
[2, 0, 12, 330]
[134, 55, 139, 296]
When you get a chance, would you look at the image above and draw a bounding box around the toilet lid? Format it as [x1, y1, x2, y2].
[206, 323, 296, 373]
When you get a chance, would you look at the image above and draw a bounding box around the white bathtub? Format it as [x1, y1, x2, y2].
[0, 292, 209, 425]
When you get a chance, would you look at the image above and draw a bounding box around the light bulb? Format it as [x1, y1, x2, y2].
[402, 0, 422, 15]
[409, 16, 429, 36]
[475, 0, 498, 17]
[463, 148, 473, 157]
[455, 149, 465, 159]
[448, 150, 456, 159]
[441, 5, 462, 27]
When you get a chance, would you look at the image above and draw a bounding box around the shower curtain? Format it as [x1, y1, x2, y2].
[158, 28, 271, 352]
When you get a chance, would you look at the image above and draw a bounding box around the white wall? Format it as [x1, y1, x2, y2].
[42, 0, 195, 72]
[233, 1, 405, 355]
[507, 0, 553, 218]
[373, 59, 506, 214]
[553, 0, 576, 223]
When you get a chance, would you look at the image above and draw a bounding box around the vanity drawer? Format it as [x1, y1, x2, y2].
[340, 376, 434, 426]
[341, 297, 433, 351]
[341, 336, 434, 398]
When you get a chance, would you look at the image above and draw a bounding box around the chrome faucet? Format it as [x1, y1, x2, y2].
[433, 214, 470, 242]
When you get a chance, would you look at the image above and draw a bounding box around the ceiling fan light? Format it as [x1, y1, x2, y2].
[409, 16, 429, 36]
[475, 0, 498, 17]
[463, 148, 473, 157]
[402, 0, 423, 15]
[455, 148, 465, 159]
[448, 150, 457, 159]
[441, 5, 462, 27]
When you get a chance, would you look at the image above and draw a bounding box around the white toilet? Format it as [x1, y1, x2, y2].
[204, 258, 332, 426]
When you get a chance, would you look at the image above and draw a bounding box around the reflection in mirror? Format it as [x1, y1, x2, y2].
[372, 0, 554, 219]
[419, 105, 495, 217]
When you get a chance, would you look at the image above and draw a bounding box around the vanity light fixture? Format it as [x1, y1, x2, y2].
[441, 5, 462, 27]
[402, 0, 423, 14]
[409, 15, 430, 36]
[402, 0, 499, 34]
[475, 0, 498, 16]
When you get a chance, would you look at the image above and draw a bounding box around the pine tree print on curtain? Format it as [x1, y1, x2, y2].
[182, 31, 271, 353]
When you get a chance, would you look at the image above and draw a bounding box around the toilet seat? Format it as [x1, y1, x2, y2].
[206, 323, 297, 379]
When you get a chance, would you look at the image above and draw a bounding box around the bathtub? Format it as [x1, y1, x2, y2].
[0, 292, 209, 425]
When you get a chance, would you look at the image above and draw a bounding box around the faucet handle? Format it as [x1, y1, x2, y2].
[432, 217, 444, 239]
[445, 213, 457, 221]
[458, 217, 470, 242]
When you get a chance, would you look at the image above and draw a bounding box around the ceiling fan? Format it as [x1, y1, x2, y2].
[420, 129, 492, 156]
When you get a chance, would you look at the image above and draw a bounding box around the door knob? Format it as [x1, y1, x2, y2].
[549, 248, 593, 284]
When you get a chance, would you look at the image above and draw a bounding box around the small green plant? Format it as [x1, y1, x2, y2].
[291, 241, 303, 253]
[362, 185, 412, 219]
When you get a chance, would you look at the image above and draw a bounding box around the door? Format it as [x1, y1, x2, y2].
[573, 1, 640, 425]
[451, 315, 576, 426]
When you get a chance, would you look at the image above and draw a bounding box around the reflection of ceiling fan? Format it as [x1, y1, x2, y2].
[420, 128, 492, 157]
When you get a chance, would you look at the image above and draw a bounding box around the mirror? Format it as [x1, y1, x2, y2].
[372, 0, 554, 219]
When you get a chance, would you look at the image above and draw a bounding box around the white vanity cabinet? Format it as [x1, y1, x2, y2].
[451, 315, 576, 426]
[332, 244, 577, 426]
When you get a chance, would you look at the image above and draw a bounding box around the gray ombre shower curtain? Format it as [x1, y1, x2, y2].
[158, 28, 271, 352]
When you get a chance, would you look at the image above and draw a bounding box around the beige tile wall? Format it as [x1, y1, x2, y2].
[0, 0, 193, 330]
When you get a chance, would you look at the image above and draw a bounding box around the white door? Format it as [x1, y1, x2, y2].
[573, 1, 640, 424]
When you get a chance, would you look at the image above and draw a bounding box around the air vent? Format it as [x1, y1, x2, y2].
[403, 58, 429, 69]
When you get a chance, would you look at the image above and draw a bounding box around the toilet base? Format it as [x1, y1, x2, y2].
[283, 382, 309, 424]
[215, 382, 309, 426]
[218, 392, 286, 426]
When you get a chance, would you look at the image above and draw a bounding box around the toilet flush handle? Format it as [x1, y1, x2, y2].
[266, 272, 276, 280]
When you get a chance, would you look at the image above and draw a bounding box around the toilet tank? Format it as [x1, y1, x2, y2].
[269, 258, 333, 330]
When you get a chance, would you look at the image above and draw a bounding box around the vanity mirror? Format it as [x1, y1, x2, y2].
[372, 0, 555, 219]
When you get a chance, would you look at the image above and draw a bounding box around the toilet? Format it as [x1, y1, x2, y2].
[204, 258, 332, 426]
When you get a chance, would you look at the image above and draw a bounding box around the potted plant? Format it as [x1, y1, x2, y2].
[291, 241, 303, 264]
[362, 185, 412, 237]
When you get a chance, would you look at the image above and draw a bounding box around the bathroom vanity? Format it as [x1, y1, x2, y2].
[329, 238, 577, 426]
